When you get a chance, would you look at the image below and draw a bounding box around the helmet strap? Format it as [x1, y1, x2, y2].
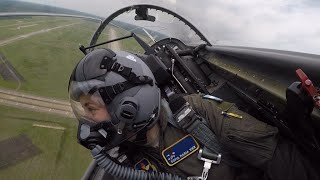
[131, 109, 158, 146]
[133, 126, 148, 145]
[100, 55, 153, 86]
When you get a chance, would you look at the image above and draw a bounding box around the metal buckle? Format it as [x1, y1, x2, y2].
[197, 148, 221, 180]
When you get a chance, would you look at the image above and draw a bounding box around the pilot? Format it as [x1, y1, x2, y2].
[69, 48, 318, 180]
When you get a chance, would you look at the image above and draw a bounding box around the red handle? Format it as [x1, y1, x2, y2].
[296, 69, 320, 108]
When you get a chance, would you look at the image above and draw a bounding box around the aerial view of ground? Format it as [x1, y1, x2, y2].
[0, 16, 98, 99]
[0, 105, 91, 179]
[0, 16, 97, 179]
[0, 11, 150, 179]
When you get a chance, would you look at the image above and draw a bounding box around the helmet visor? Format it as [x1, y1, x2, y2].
[69, 80, 110, 124]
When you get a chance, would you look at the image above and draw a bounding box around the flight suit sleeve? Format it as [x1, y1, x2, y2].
[184, 94, 319, 180]
[265, 138, 319, 180]
[183, 94, 278, 168]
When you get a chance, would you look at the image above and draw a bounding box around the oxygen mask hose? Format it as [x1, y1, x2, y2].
[91, 145, 182, 180]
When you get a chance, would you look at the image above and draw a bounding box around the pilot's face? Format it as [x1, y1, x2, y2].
[79, 94, 111, 123]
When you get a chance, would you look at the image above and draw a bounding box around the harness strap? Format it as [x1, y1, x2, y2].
[174, 104, 221, 154]
[171, 98, 244, 167]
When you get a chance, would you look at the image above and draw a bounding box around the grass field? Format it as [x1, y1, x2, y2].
[0, 17, 153, 179]
[0, 17, 100, 99]
[0, 17, 151, 100]
[0, 17, 43, 27]
[120, 37, 145, 54]
[97, 25, 145, 54]
[0, 105, 91, 180]
[0, 17, 97, 179]
[0, 17, 83, 40]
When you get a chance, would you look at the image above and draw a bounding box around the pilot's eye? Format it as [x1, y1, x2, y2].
[88, 107, 98, 113]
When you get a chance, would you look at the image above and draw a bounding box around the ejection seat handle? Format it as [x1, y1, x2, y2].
[296, 69, 320, 109]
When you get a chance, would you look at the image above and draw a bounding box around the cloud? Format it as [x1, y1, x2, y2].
[15, 0, 320, 54]
[172, 0, 320, 54]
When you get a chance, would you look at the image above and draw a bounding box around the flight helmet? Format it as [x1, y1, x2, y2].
[68, 48, 161, 148]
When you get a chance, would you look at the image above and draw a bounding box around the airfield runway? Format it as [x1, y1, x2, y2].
[109, 28, 121, 50]
[0, 88, 74, 118]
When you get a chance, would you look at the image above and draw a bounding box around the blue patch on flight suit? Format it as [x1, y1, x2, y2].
[162, 134, 199, 166]
[134, 158, 157, 172]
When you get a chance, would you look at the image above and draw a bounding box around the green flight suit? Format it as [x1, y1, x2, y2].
[125, 94, 318, 180]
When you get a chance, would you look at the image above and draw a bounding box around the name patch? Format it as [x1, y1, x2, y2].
[162, 134, 199, 166]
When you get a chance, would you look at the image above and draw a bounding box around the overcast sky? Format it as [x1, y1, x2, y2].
[19, 0, 320, 55]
